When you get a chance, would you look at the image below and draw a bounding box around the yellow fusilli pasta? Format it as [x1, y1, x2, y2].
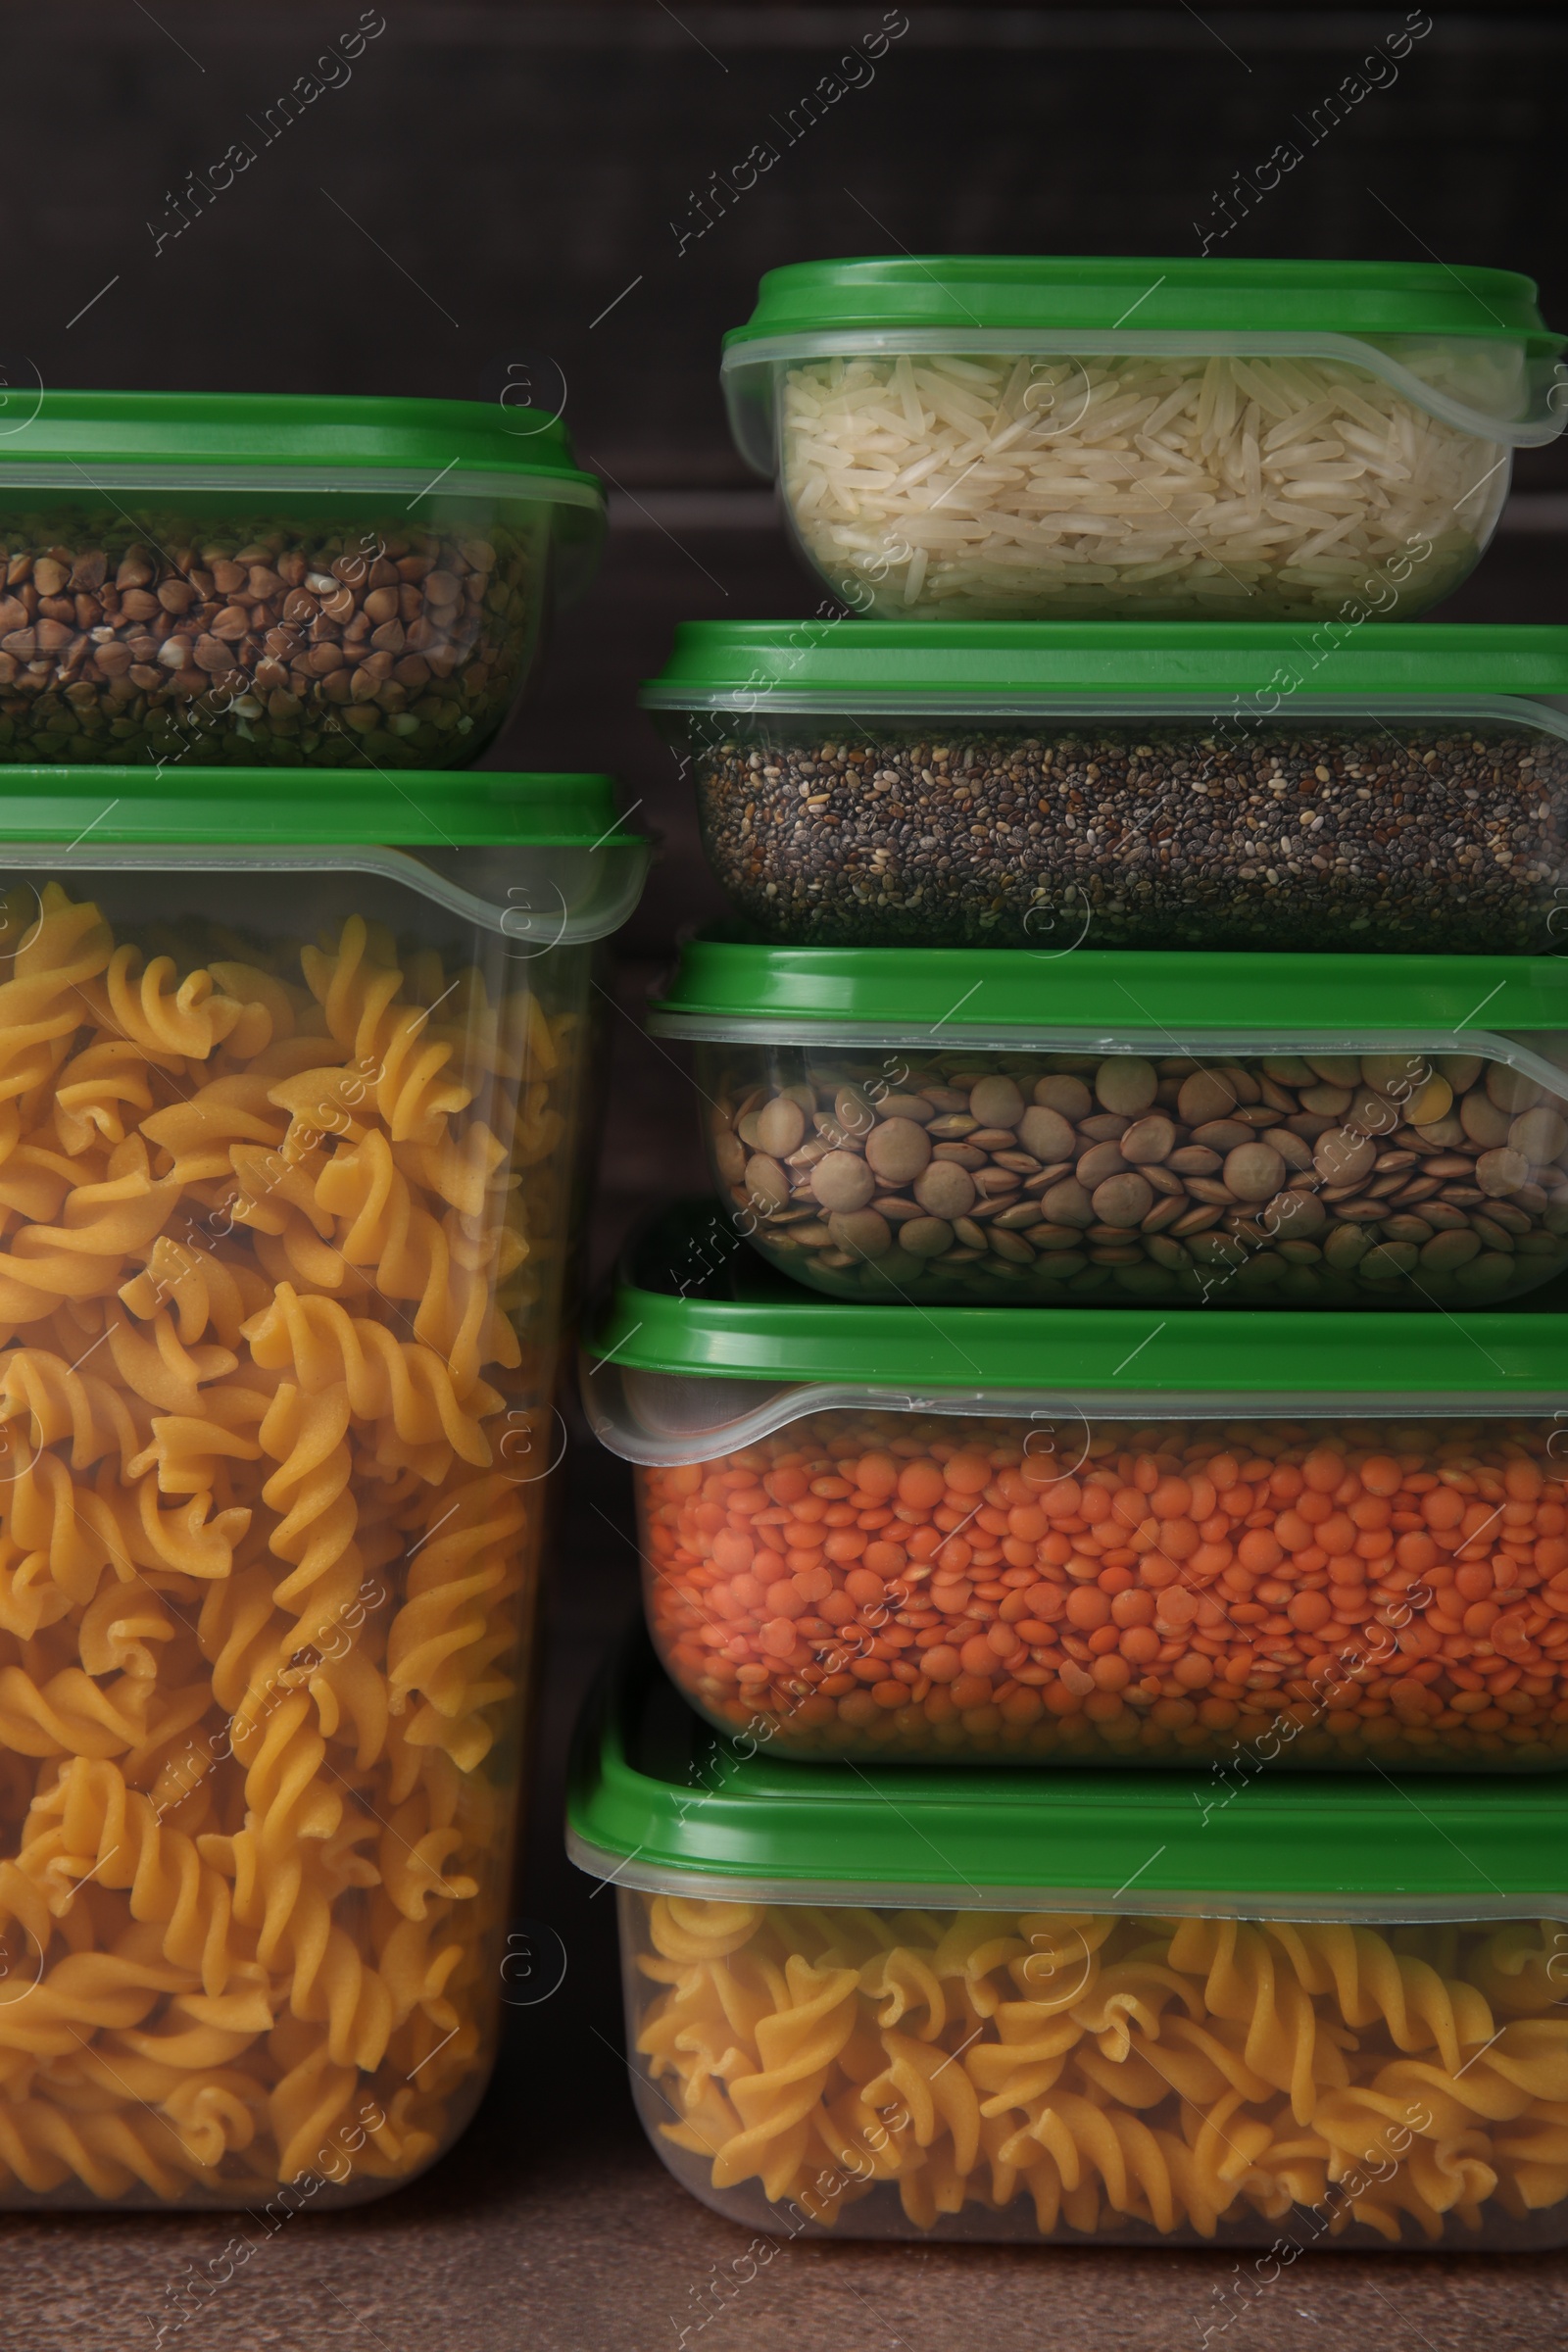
[0, 884, 569, 2203]
[630, 1897, 1568, 2244]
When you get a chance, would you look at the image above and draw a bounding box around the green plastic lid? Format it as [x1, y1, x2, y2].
[568, 1635, 1568, 1911]
[719, 257, 1567, 466]
[650, 934, 1568, 1040]
[642, 619, 1568, 710]
[585, 1201, 1568, 1401]
[722, 257, 1556, 353]
[0, 765, 638, 849]
[0, 388, 601, 497]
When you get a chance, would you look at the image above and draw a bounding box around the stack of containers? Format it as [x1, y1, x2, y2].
[0, 394, 649, 2207]
[576, 260, 1568, 2250]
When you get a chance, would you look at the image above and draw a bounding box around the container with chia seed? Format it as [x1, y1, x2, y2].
[642, 622, 1568, 954]
[650, 936, 1568, 1309]
[722, 257, 1565, 622]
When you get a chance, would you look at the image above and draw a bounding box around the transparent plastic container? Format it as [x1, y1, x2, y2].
[722, 258, 1566, 622]
[643, 621, 1568, 954]
[570, 1638, 1568, 2250]
[0, 764, 647, 2206]
[0, 391, 606, 766]
[651, 937, 1568, 1309]
[584, 1207, 1568, 1772]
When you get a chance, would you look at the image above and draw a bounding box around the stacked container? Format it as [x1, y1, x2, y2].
[0, 393, 648, 2206]
[571, 1629, 1568, 2249]
[575, 257, 1568, 2249]
[586, 1202, 1568, 1775]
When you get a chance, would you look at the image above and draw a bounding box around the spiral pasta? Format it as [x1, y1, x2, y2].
[0, 882, 572, 2203]
[630, 1897, 1568, 2244]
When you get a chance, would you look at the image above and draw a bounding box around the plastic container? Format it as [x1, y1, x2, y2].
[643, 621, 1568, 953]
[584, 1202, 1568, 1771]
[0, 764, 647, 2207]
[651, 936, 1568, 1309]
[722, 258, 1565, 622]
[0, 391, 606, 767]
[570, 1634, 1568, 2249]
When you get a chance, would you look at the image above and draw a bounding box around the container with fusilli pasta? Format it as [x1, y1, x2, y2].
[570, 1635, 1568, 2252]
[0, 763, 648, 2206]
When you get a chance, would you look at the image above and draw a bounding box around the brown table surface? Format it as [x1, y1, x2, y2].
[6, 519, 1568, 2352]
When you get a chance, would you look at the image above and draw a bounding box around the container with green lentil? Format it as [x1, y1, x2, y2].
[650, 935, 1568, 1310]
[642, 622, 1568, 954]
[0, 390, 605, 766]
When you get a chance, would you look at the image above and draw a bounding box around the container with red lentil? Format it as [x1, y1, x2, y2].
[651, 935, 1568, 1309]
[569, 1637, 1568, 2250]
[721, 257, 1566, 623]
[583, 1204, 1568, 1770]
[641, 621, 1568, 953]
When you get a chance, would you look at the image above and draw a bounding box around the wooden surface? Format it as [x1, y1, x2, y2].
[7, 1, 1568, 482]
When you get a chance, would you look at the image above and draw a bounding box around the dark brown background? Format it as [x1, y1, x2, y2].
[4, 6, 1568, 2345]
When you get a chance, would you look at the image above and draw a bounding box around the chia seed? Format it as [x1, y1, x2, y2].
[693, 719, 1568, 952]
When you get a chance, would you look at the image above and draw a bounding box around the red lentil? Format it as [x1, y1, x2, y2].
[637, 1410, 1568, 1766]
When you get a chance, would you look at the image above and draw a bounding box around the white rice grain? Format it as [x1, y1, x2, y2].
[779, 349, 1508, 617]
